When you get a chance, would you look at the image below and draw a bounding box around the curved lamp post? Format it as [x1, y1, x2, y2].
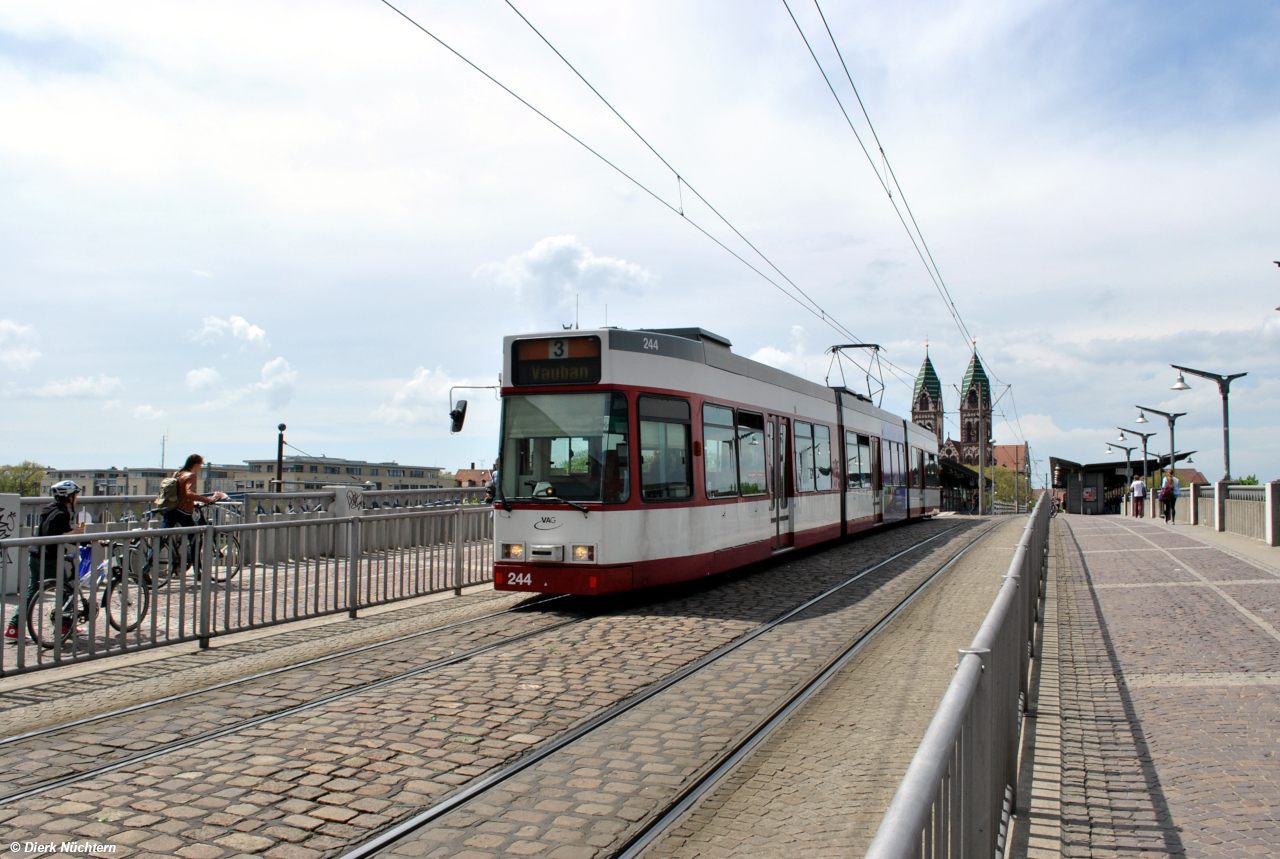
[1169, 365, 1247, 481]
[1134, 406, 1184, 485]
[1117, 427, 1156, 487]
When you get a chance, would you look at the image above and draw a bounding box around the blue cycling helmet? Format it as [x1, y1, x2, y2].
[50, 480, 82, 499]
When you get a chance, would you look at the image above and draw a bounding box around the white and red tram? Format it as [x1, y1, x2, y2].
[493, 327, 941, 595]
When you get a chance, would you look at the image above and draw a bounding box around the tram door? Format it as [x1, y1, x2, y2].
[768, 416, 793, 550]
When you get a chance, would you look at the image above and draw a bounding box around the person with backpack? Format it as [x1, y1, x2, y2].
[1159, 476, 1176, 523]
[155, 454, 227, 527]
[5, 480, 86, 641]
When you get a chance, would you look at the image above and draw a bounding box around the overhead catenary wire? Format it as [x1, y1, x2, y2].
[780, 0, 972, 351]
[377, 0, 887, 381]
[785, 0, 1029, 443]
[807, 0, 974, 347]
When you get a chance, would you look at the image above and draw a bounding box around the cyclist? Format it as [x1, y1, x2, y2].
[4, 480, 86, 641]
[156, 455, 226, 576]
[161, 454, 228, 528]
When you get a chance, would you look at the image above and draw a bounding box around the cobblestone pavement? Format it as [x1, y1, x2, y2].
[1045, 515, 1280, 858]
[0, 519, 981, 859]
[0, 588, 532, 735]
[630, 517, 1024, 859]
[373, 519, 1002, 859]
[0, 595, 571, 799]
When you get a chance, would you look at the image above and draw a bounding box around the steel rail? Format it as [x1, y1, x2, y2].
[0, 594, 562, 749]
[614, 521, 1000, 858]
[0, 604, 578, 805]
[337, 523, 971, 859]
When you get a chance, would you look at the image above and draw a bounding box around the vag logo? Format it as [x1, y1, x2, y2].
[533, 515, 561, 530]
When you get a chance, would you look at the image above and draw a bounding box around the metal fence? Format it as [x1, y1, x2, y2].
[865, 493, 1050, 859]
[18, 487, 490, 531]
[0, 505, 494, 677]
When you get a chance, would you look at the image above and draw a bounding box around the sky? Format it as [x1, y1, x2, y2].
[1, 0, 1277, 483]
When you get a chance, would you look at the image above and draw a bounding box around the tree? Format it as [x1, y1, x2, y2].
[0, 462, 46, 496]
[1238, 474, 1260, 485]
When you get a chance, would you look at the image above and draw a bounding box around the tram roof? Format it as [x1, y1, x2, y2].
[512, 326, 907, 426]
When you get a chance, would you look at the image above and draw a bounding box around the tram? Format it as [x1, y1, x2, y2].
[492, 327, 940, 595]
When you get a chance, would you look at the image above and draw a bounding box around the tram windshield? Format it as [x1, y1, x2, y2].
[500, 392, 630, 502]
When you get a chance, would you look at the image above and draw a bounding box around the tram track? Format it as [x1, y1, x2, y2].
[0, 595, 573, 805]
[337, 521, 990, 859]
[616, 520, 998, 858]
[1, 519, 988, 859]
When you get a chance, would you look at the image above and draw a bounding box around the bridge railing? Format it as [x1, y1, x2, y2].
[0, 505, 494, 677]
[18, 487, 490, 531]
[865, 492, 1050, 859]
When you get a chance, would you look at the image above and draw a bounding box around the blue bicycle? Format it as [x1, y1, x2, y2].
[26, 546, 147, 648]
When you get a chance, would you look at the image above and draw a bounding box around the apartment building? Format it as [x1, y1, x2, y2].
[42, 456, 446, 496]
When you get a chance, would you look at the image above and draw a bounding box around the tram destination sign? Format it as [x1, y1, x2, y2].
[513, 335, 602, 386]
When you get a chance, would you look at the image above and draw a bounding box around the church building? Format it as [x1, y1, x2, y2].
[911, 350, 992, 467]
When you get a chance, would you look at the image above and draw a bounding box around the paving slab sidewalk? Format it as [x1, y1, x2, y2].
[1011, 514, 1280, 859]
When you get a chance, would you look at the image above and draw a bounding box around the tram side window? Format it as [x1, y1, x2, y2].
[703, 404, 739, 498]
[926, 453, 940, 488]
[737, 411, 767, 495]
[845, 431, 861, 489]
[794, 421, 815, 492]
[897, 443, 907, 487]
[859, 436, 873, 487]
[910, 447, 923, 488]
[639, 396, 692, 501]
[814, 425, 832, 491]
[846, 432, 873, 489]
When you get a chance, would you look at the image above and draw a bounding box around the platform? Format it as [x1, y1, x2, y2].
[1011, 514, 1280, 858]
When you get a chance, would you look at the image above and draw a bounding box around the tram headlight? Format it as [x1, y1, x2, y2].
[571, 544, 595, 562]
[502, 542, 525, 561]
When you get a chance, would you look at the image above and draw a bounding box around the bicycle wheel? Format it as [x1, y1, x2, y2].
[207, 532, 242, 583]
[26, 580, 82, 650]
[106, 572, 150, 632]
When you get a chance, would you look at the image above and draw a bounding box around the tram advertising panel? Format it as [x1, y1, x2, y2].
[513, 336, 602, 386]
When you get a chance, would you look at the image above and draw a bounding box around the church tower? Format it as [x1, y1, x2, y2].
[956, 351, 992, 467]
[911, 351, 944, 448]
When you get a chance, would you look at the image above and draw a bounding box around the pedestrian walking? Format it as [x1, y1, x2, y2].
[1170, 473, 1181, 523]
[4, 481, 85, 641]
[1159, 476, 1175, 523]
[1131, 476, 1146, 518]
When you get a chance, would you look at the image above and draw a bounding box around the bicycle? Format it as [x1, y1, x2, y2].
[26, 545, 149, 648]
[120, 503, 243, 588]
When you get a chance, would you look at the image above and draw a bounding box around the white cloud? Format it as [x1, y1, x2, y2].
[31, 375, 124, 398]
[0, 320, 41, 371]
[255, 357, 296, 409]
[192, 270, 214, 279]
[750, 326, 858, 387]
[133, 404, 167, 420]
[193, 315, 267, 346]
[476, 236, 652, 323]
[185, 367, 222, 390]
[375, 367, 460, 426]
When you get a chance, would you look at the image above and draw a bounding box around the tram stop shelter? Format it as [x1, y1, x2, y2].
[1051, 452, 1194, 515]
[939, 458, 989, 513]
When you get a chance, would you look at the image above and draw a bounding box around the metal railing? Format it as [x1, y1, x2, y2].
[19, 488, 490, 531]
[0, 505, 494, 677]
[1226, 485, 1265, 502]
[865, 493, 1050, 859]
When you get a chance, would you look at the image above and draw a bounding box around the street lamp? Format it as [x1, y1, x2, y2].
[1169, 364, 1248, 481]
[1134, 405, 1184, 485]
[1107, 442, 1137, 481]
[1118, 427, 1157, 486]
